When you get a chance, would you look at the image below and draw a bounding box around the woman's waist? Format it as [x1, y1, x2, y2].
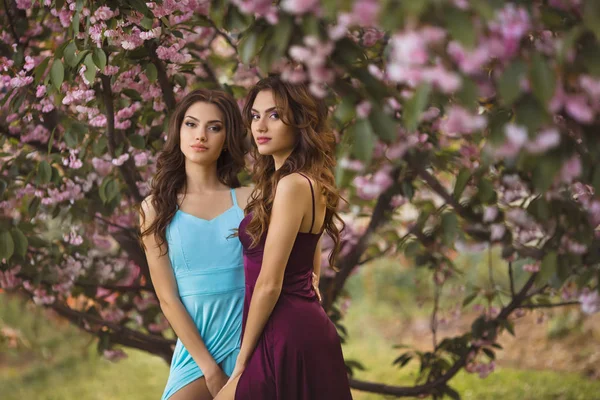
[176, 265, 245, 296]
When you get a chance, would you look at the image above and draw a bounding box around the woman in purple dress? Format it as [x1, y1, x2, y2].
[215, 76, 352, 400]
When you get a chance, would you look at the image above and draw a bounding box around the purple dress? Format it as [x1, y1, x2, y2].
[235, 174, 353, 400]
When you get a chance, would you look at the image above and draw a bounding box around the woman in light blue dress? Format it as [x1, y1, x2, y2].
[140, 89, 252, 400]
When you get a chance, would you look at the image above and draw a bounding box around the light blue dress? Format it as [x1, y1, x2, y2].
[161, 188, 245, 400]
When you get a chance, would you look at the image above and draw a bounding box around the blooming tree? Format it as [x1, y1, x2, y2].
[2, 0, 600, 397]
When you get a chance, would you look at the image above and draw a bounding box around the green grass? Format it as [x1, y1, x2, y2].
[2, 251, 600, 400]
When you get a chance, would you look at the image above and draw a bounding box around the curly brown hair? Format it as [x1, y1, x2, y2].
[242, 76, 344, 269]
[140, 89, 247, 253]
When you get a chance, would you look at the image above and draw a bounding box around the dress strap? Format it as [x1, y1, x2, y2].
[230, 188, 239, 208]
[297, 173, 315, 234]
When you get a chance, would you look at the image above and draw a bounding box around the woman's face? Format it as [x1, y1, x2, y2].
[250, 90, 296, 157]
[179, 101, 226, 165]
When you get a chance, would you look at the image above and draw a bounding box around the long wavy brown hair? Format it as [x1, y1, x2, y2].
[242, 76, 345, 269]
[140, 89, 247, 253]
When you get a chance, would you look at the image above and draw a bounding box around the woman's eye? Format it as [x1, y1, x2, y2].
[185, 122, 195, 128]
[269, 112, 279, 119]
[251, 114, 260, 120]
[208, 125, 222, 132]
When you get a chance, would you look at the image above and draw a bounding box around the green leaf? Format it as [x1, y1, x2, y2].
[64, 41, 78, 67]
[462, 292, 478, 307]
[140, 16, 154, 30]
[34, 57, 50, 84]
[146, 63, 158, 82]
[498, 61, 526, 106]
[403, 83, 431, 132]
[258, 42, 280, 75]
[0, 179, 7, 198]
[453, 169, 471, 200]
[0, 230, 15, 261]
[93, 136, 108, 156]
[50, 59, 64, 90]
[583, 1, 600, 42]
[334, 97, 356, 125]
[100, 178, 119, 204]
[531, 156, 561, 193]
[129, 134, 146, 149]
[37, 161, 52, 184]
[93, 48, 107, 70]
[239, 31, 260, 64]
[457, 77, 478, 111]
[11, 227, 28, 258]
[349, 119, 375, 165]
[515, 95, 549, 133]
[441, 212, 458, 245]
[477, 178, 495, 203]
[445, 7, 476, 48]
[83, 53, 97, 84]
[369, 105, 397, 143]
[28, 197, 41, 217]
[273, 15, 293, 52]
[530, 53, 555, 106]
[536, 251, 558, 286]
[122, 89, 142, 101]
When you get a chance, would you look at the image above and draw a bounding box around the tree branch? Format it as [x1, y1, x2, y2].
[49, 301, 174, 363]
[518, 301, 580, 309]
[322, 166, 404, 311]
[98, 73, 144, 203]
[349, 267, 539, 397]
[145, 41, 176, 111]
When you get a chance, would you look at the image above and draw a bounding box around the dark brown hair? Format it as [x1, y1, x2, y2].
[242, 76, 344, 269]
[140, 89, 247, 253]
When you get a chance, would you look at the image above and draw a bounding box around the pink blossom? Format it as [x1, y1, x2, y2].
[353, 166, 394, 200]
[356, 100, 372, 118]
[440, 106, 487, 136]
[525, 128, 560, 154]
[103, 349, 128, 362]
[339, 158, 364, 171]
[92, 6, 116, 23]
[549, 0, 582, 11]
[281, 0, 320, 15]
[139, 27, 162, 41]
[15, 0, 32, 9]
[578, 288, 599, 314]
[522, 263, 540, 273]
[10, 74, 33, 88]
[89, 114, 107, 127]
[420, 107, 440, 122]
[112, 153, 130, 166]
[579, 75, 600, 101]
[490, 224, 506, 241]
[351, 0, 380, 27]
[0, 266, 22, 290]
[23, 56, 35, 71]
[362, 29, 384, 47]
[559, 156, 581, 183]
[62, 150, 83, 169]
[447, 42, 490, 74]
[505, 123, 528, 147]
[35, 85, 46, 98]
[565, 95, 595, 123]
[134, 152, 149, 167]
[490, 4, 531, 58]
[482, 206, 498, 223]
[92, 157, 113, 176]
[422, 64, 462, 93]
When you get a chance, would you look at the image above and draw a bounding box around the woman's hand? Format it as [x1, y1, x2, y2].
[226, 361, 246, 384]
[312, 272, 322, 303]
[205, 367, 229, 397]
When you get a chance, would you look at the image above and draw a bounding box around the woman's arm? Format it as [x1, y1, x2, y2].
[235, 174, 309, 367]
[140, 197, 227, 394]
[312, 237, 322, 302]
